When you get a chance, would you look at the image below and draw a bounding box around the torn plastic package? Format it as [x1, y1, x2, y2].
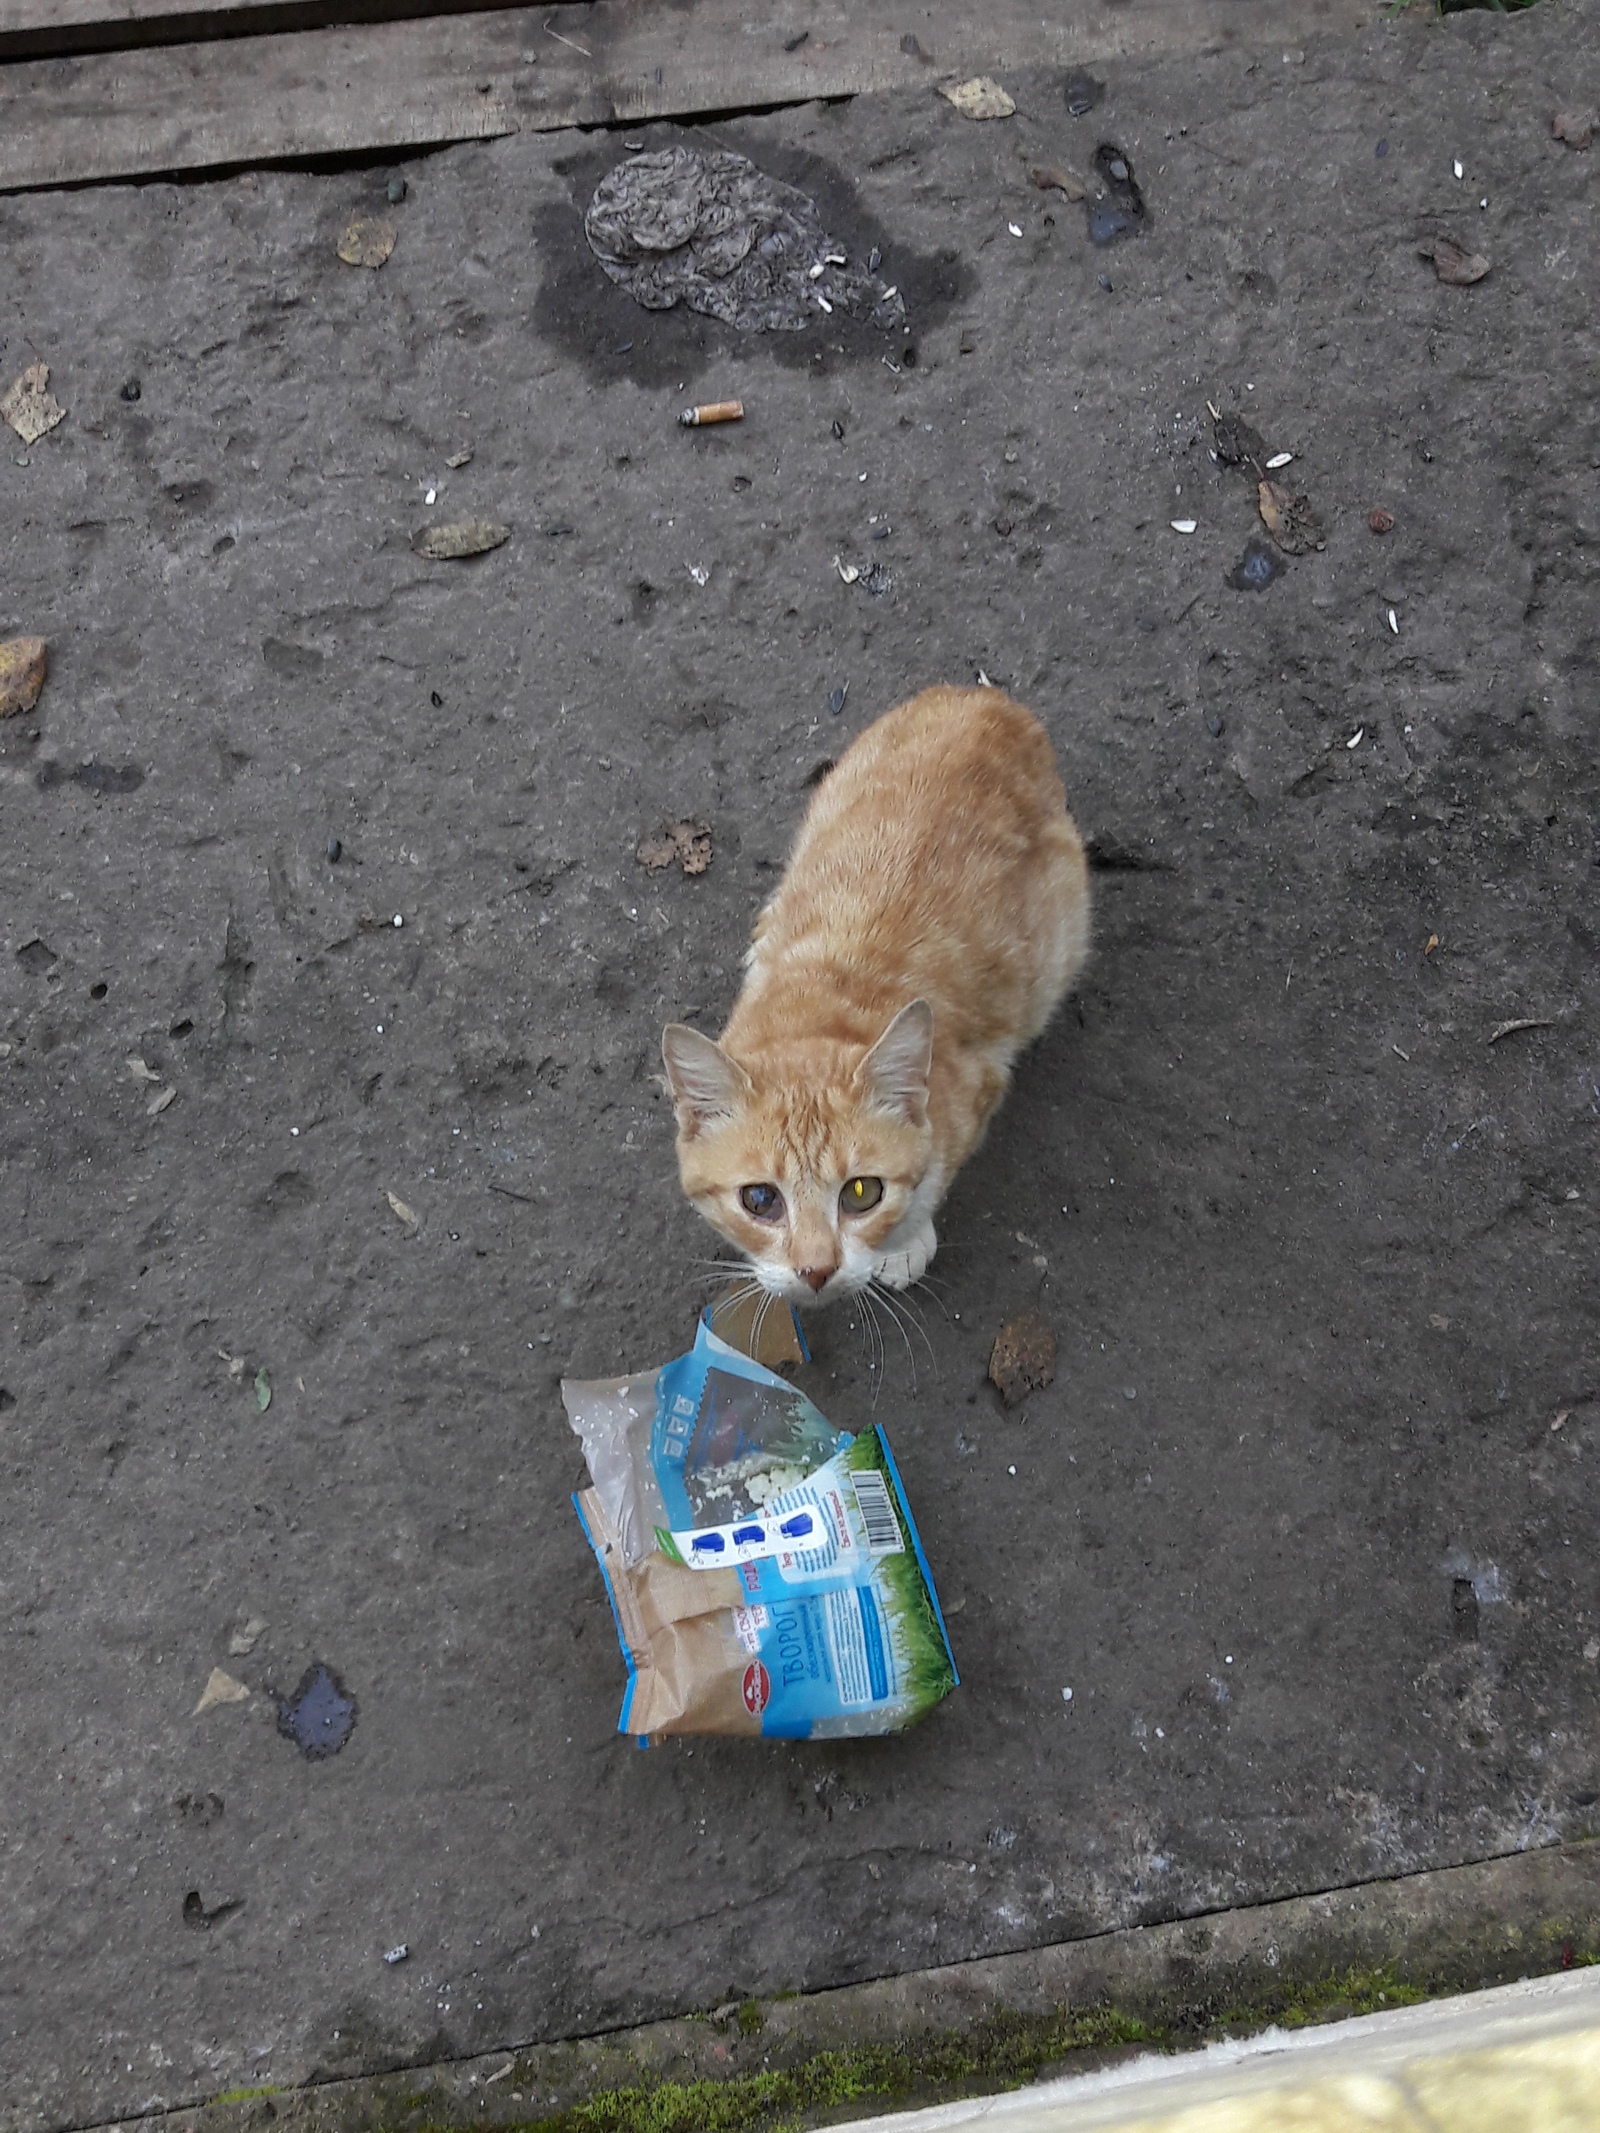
[565, 1314, 959, 1742]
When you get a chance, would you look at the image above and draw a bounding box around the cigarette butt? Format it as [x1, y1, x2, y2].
[679, 400, 744, 428]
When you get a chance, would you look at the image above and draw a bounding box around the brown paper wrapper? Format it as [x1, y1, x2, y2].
[578, 1488, 761, 1738]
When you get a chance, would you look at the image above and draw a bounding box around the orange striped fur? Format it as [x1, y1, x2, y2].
[663, 686, 1090, 1306]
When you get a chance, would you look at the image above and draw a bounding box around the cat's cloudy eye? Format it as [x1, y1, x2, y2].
[739, 1183, 784, 1222]
[841, 1176, 884, 1213]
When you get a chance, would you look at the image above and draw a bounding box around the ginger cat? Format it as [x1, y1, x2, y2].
[662, 686, 1090, 1307]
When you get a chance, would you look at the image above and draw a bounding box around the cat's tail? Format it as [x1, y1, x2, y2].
[1023, 810, 1091, 1041]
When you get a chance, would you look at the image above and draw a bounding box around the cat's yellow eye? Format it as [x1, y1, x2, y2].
[841, 1176, 884, 1213]
[739, 1182, 784, 1222]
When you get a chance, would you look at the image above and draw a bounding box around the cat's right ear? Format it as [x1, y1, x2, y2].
[661, 1025, 751, 1137]
[858, 999, 934, 1123]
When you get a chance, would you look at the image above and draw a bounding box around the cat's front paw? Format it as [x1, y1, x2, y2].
[874, 1218, 937, 1290]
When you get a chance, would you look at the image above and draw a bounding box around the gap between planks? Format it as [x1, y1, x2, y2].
[0, 0, 1378, 193]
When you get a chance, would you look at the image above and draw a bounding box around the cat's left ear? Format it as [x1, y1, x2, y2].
[858, 999, 934, 1123]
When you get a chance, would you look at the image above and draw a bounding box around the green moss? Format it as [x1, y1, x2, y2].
[481, 2006, 1155, 2133]
[383, 1930, 1600, 2133]
[212, 2086, 281, 2105]
[403, 1963, 1485, 2133]
[1209, 1964, 1429, 2034]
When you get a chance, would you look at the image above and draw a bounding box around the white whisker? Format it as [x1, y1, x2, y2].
[751, 1288, 776, 1359]
[906, 1277, 954, 1325]
[850, 1294, 873, 1394]
[704, 1278, 764, 1318]
[872, 1278, 935, 1380]
[719, 1278, 764, 1304]
[874, 1283, 930, 1388]
[858, 1285, 891, 1407]
[866, 1279, 891, 1399]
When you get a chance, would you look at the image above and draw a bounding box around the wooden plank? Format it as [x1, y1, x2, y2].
[0, 0, 530, 66]
[0, 0, 1377, 195]
[0, 0, 282, 53]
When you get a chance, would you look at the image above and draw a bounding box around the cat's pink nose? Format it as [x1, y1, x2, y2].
[799, 1266, 834, 1293]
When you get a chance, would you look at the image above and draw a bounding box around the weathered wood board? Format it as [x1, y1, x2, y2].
[0, 0, 1376, 193]
[0, 0, 531, 62]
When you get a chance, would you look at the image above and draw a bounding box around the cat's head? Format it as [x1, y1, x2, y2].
[661, 1001, 934, 1306]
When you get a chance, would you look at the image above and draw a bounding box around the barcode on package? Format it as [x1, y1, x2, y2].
[850, 1469, 903, 1554]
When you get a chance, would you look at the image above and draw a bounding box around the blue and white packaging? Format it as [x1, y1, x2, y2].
[565, 1317, 958, 1742]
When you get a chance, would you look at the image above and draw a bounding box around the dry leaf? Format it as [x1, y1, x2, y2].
[412, 520, 511, 560]
[1551, 1410, 1570, 1432]
[446, 448, 474, 468]
[147, 1086, 177, 1116]
[1551, 111, 1595, 150]
[1488, 1017, 1554, 1044]
[1, 363, 66, 444]
[386, 1189, 419, 1226]
[1257, 479, 1323, 555]
[1425, 933, 1440, 955]
[636, 820, 713, 876]
[1428, 1314, 1450, 1332]
[194, 1667, 251, 1714]
[0, 636, 48, 718]
[1417, 235, 1489, 286]
[336, 216, 396, 268]
[1030, 165, 1087, 200]
[939, 76, 1015, 121]
[834, 556, 861, 585]
[1369, 507, 1396, 535]
[988, 1309, 1057, 1406]
[218, 1349, 247, 1380]
[126, 1055, 162, 1083]
[228, 1617, 267, 1656]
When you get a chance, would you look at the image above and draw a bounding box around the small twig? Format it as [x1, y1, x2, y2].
[1488, 1017, 1555, 1045]
[488, 1182, 538, 1204]
[1392, 1044, 1411, 1062]
[545, 15, 591, 54]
